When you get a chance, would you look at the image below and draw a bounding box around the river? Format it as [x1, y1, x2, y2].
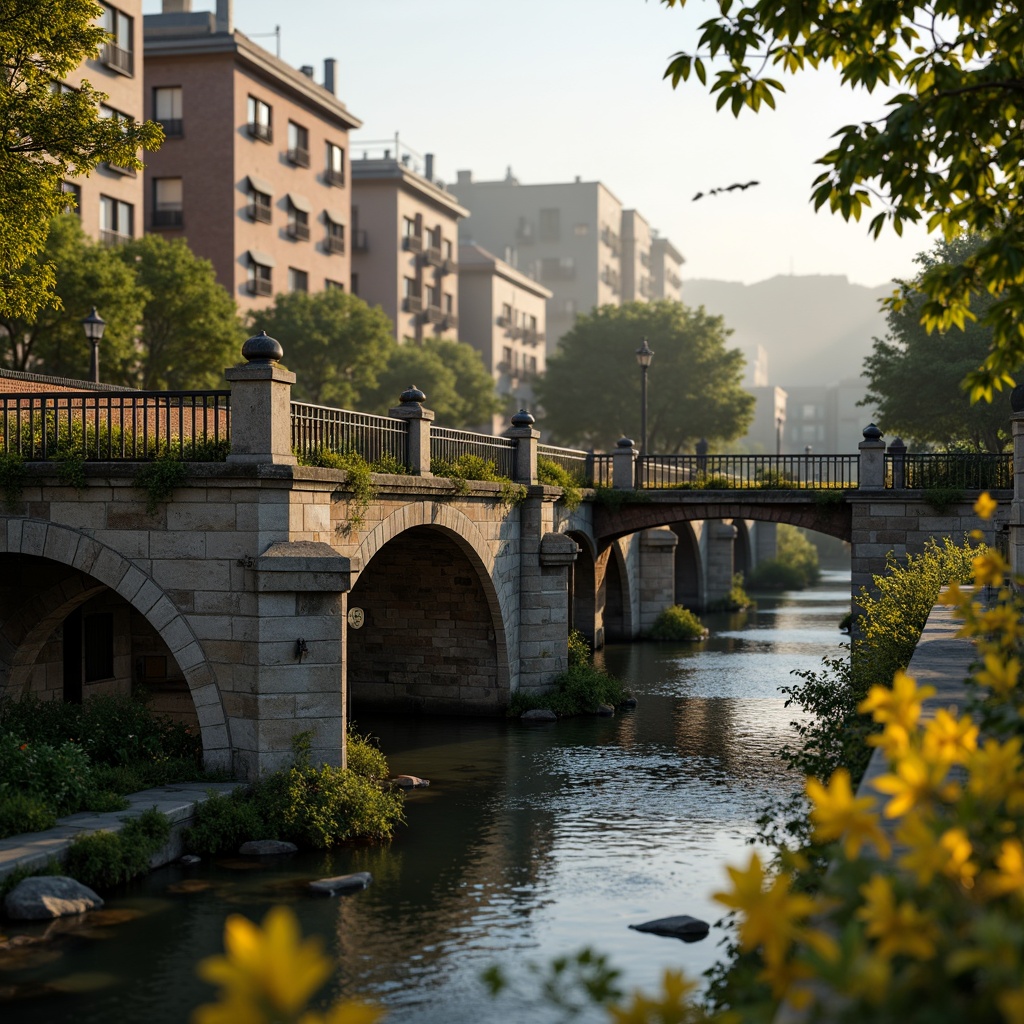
[0, 571, 851, 1022]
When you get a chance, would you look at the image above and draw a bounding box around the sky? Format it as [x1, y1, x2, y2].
[142, 0, 936, 287]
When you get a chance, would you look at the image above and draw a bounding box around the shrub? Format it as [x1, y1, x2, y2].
[508, 665, 630, 717]
[185, 789, 267, 857]
[537, 457, 585, 511]
[708, 573, 753, 612]
[567, 628, 591, 668]
[0, 734, 95, 816]
[649, 605, 706, 640]
[431, 453, 527, 510]
[65, 808, 171, 890]
[346, 730, 389, 783]
[744, 559, 807, 592]
[0, 792, 57, 838]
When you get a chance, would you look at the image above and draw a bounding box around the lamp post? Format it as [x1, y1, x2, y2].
[776, 415, 784, 457]
[635, 337, 654, 456]
[82, 307, 106, 384]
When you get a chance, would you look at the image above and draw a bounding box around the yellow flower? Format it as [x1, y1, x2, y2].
[975, 491, 998, 521]
[975, 605, 1024, 645]
[967, 737, 1024, 806]
[896, 817, 975, 887]
[195, 907, 332, 1020]
[867, 721, 912, 760]
[859, 670, 935, 733]
[981, 839, 1024, 899]
[856, 875, 938, 961]
[873, 750, 955, 818]
[973, 550, 1009, 587]
[607, 969, 697, 1024]
[922, 708, 978, 765]
[807, 768, 891, 859]
[937, 581, 965, 607]
[976, 653, 1022, 699]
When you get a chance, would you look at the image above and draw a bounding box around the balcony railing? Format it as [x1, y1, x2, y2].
[440, 312, 458, 330]
[247, 121, 273, 143]
[403, 295, 424, 313]
[523, 329, 545, 346]
[422, 246, 444, 268]
[291, 403, 408, 468]
[326, 234, 346, 254]
[249, 202, 272, 224]
[0, 390, 230, 461]
[288, 222, 311, 241]
[99, 229, 131, 247]
[601, 226, 621, 255]
[104, 161, 136, 177]
[101, 42, 134, 76]
[248, 277, 273, 297]
[430, 427, 517, 479]
[325, 168, 345, 188]
[353, 229, 369, 252]
[287, 147, 310, 167]
[424, 305, 445, 324]
[159, 118, 183, 137]
[152, 207, 184, 229]
[403, 234, 424, 253]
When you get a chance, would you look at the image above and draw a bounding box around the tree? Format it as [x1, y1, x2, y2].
[534, 301, 753, 451]
[0, 215, 146, 382]
[120, 235, 240, 391]
[253, 291, 393, 409]
[661, 0, 1024, 400]
[363, 338, 501, 429]
[0, 0, 162, 319]
[863, 236, 1009, 452]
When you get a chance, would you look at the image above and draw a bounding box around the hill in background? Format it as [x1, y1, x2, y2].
[681, 274, 894, 387]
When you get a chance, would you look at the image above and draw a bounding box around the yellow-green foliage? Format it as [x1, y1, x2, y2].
[650, 605, 706, 640]
[430, 453, 527, 510]
[537, 457, 584, 511]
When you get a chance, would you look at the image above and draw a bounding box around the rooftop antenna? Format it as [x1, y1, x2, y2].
[249, 24, 281, 57]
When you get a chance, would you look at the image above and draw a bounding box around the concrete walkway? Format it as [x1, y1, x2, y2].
[0, 781, 240, 882]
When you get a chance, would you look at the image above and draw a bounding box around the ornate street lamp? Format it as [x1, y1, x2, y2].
[82, 307, 106, 384]
[635, 337, 654, 456]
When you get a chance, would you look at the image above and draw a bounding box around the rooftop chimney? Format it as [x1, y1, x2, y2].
[300, 65, 314, 78]
[324, 58, 337, 95]
[456, 170, 472, 185]
[215, 0, 233, 33]
[424, 153, 434, 182]
[162, 0, 192, 11]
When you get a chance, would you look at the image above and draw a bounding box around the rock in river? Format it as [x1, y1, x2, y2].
[4, 876, 104, 921]
[520, 708, 557, 722]
[239, 840, 298, 856]
[629, 915, 710, 942]
[309, 872, 373, 895]
[391, 775, 430, 789]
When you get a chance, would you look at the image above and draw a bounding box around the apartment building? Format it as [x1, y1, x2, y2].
[350, 142, 468, 344]
[650, 236, 684, 301]
[63, 0, 145, 245]
[458, 244, 551, 433]
[142, 0, 361, 310]
[621, 210, 654, 303]
[451, 171, 625, 352]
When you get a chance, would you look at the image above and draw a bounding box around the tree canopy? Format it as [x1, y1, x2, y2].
[863, 236, 1009, 453]
[0, 0, 162, 320]
[535, 301, 753, 451]
[661, 0, 1024, 400]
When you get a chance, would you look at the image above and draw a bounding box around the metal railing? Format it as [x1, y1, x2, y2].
[890, 453, 1013, 490]
[591, 454, 614, 487]
[537, 444, 592, 483]
[636, 454, 860, 490]
[430, 427, 516, 477]
[291, 403, 408, 467]
[0, 391, 230, 460]
[101, 42, 133, 76]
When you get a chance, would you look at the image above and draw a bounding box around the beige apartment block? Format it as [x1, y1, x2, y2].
[63, 0, 145, 244]
[351, 143, 468, 344]
[621, 210, 654, 303]
[458, 244, 551, 434]
[452, 171, 626, 352]
[649, 236, 684, 300]
[142, 1, 361, 311]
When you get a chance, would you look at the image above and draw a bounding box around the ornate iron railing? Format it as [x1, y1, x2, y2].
[290, 403, 408, 468]
[590, 454, 614, 487]
[0, 390, 230, 460]
[635, 454, 860, 490]
[889, 453, 1013, 490]
[430, 427, 517, 478]
[537, 443, 592, 483]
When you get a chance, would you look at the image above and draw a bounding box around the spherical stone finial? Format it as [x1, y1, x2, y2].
[616, 436, 636, 449]
[399, 384, 426, 405]
[241, 330, 283, 364]
[511, 408, 535, 428]
[1011, 384, 1024, 413]
[862, 423, 883, 441]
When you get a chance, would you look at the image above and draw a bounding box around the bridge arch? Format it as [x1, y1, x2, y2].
[0, 519, 230, 769]
[732, 520, 753, 580]
[567, 530, 597, 649]
[670, 521, 705, 611]
[348, 502, 512, 713]
[598, 538, 634, 643]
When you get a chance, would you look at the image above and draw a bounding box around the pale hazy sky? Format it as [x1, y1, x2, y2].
[143, 0, 936, 287]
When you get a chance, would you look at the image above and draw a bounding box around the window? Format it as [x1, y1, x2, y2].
[325, 216, 345, 254]
[153, 86, 182, 136]
[83, 612, 114, 683]
[403, 276, 422, 312]
[426, 226, 440, 252]
[152, 178, 183, 228]
[502, 346, 513, 368]
[402, 215, 422, 251]
[574, 223, 589, 236]
[287, 122, 310, 166]
[248, 180, 272, 223]
[351, 273, 359, 295]
[326, 143, 345, 186]
[100, 104, 135, 175]
[287, 196, 310, 241]
[325, 279, 345, 291]
[540, 256, 575, 281]
[539, 208, 560, 242]
[288, 268, 308, 293]
[247, 96, 272, 142]
[247, 256, 273, 296]
[500, 302, 513, 325]
[442, 238, 453, 262]
[528, 356, 537, 375]
[527, 314, 538, 333]
[99, 4, 133, 75]
[444, 293, 454, 314]
[99, 195, 132, 245]
[426, 284, 440, 309]
[61, 181, 81, 216]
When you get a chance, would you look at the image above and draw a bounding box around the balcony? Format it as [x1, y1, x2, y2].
[288, 222, 310, 241]
[440, 257, 456, 275]
[99, 230, 131, 247]
[159, 118, 183, 138]
[439, 312, 458, 330]
[600, 226, 621, 255]
[248, 278, 273, 297]
[325, 168, 345, 188]
[403, 295, 424, 313]
[249, 202, 272, 224]
[403, 234, 424, 253]
[247, 121, 273, 143]
[523, 329, 545, 346]
[287, 147, 310, 168]
[421, 246, 444, 268]
[425, 305, 445, 325]
[101, 42, 133, 76]
[353, 229, 369, 252]
[325, 234, 346, 255]
[103, 161, 136, 177]
[151, 207, 183, 229]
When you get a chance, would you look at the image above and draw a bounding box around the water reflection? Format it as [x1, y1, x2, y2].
[1, 573, 850, 1024]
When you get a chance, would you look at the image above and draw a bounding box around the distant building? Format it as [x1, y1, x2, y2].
[458, 244, 551, 433]
[142, 0, 361, 310]
[650, 236, 684, 300]
[741, 385, 788, 454]
[621, 210, 653, 303]
[350, 139, 468, 344]
[781, 377, 870, 453]
[63, 0, 145, 245]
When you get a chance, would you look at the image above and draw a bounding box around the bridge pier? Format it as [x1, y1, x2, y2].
[639, 528, 677, 633]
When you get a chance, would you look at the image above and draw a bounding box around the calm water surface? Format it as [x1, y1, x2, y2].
[1, 573, 851, 1023]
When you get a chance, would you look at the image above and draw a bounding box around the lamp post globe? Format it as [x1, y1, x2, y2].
[635, 337, 654, 456]
[82, 307, 107, 384]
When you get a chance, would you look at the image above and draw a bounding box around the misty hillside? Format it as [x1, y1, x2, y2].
[681, 274, 895, 387]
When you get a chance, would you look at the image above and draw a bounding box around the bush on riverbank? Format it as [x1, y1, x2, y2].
[0, 694, 212, 839]
[184, 730, 404, 855]
[508, 665, 630, 718]
[648, 605, 706, 640]
[65, 808, 172, 890]
[707, 573, 753, 612]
